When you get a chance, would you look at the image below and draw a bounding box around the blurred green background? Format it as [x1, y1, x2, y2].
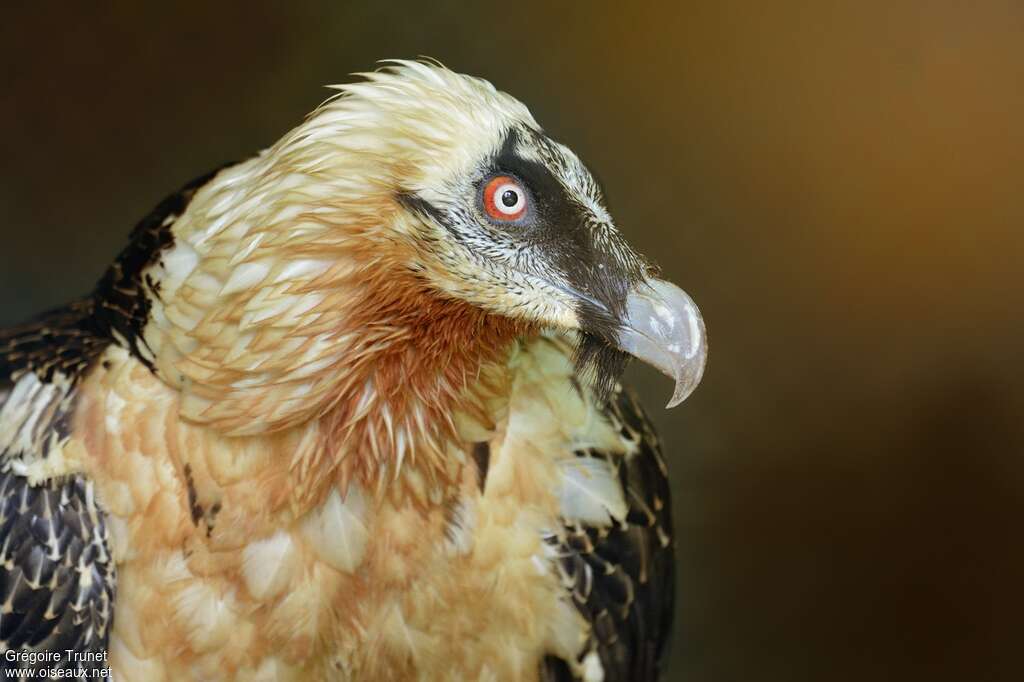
[2, 2, 1022, 680]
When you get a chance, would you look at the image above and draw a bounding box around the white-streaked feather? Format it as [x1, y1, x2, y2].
[241, 530, 299, 600]
[558, 456, 627, 527]
[220, 261, 272, 296]
[298, 486, 370, 573]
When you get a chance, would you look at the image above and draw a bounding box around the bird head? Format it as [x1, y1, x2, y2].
[312, 61, 706, 406]
[140, 61, 706, 442]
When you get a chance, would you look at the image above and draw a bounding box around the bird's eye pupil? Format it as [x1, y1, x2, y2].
[501, 190, 519, 207]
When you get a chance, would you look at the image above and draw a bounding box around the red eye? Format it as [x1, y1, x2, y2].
[483, 175, 528, 221]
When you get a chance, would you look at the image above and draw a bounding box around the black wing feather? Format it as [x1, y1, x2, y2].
[542, 385, 675, 682]
[0, 470, 115, 666]
[0, 167, 228, 676]
[0, 309, 116, 676]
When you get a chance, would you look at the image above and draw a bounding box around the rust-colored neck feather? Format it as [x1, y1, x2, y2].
[299, 273, 529, 505]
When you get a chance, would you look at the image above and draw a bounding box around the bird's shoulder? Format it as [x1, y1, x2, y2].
[0, 166, 225, 673]
[0, 303, 116, 673]
[497, 335, 675, 682]
[0, 299, 107, 471]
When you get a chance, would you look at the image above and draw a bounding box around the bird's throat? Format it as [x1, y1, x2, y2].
[293, 279, 530, 506]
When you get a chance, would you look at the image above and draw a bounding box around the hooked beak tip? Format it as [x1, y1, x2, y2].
[614, 278, 708, 408]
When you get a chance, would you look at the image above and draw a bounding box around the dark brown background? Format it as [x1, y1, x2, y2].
[2, 2, 1022, 680]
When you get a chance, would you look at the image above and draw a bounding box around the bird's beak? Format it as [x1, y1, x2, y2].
[614, 278, 707, 408]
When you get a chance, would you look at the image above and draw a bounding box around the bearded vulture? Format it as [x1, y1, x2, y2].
[0, 61, 706, 681]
